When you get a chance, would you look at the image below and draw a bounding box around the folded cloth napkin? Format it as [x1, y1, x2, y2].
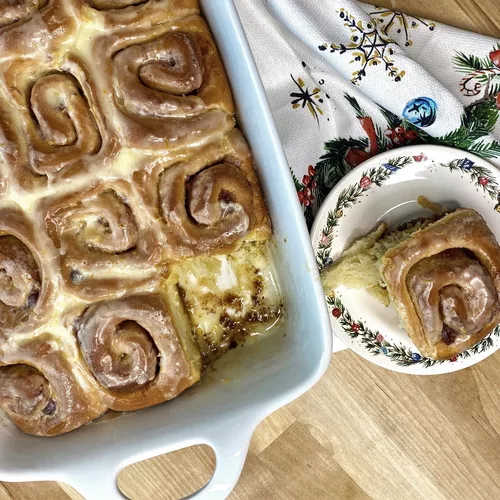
[234, 0, 500, 228]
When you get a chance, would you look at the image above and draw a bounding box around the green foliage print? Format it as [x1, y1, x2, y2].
[327, 294, 500, 367]
[297, 92, 500, 227]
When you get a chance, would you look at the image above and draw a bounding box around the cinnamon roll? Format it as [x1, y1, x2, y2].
[0, 334, 106, 436]
[0, 56, 116, 190]
[0, 0, 282, 436]
[0, 1, 77, 61]
[321, 208, 500, 359]
[382, 209, 500, 359]
[0, 206, 54, 336]
[135, 130, 271, 260]
[92, 15, 234, 154]
[42, 180, 164, 300]
[75, 293, 201, 411]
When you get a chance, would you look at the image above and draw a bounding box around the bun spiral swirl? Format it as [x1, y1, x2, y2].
[382, 209, 500, 359]
[93, 15, 234, 153]
[43, 180, 163, 300]
[135, 129, 271, 260]
[0, 334, 106, 436]
[1, 57, 116, 189]
[76, 294, 201, 411]
[114, 32, 205, 117]
[29, 73, 101, 174]
[160, 162, 254, 255]
[0, 207, 53, 336]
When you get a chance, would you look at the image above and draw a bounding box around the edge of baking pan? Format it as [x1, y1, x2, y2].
[199, 0, 332, 396]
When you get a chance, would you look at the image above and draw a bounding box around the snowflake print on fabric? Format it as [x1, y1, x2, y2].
[369, 7, 436, 47]
[290, 74, 326, 125]
[318, 8, 405, 84]
[403, 97, 438, 127]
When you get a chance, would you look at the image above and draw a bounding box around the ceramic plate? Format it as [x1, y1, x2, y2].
[311, 145, 500, 374]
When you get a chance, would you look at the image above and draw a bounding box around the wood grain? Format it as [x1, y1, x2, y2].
[4, 1, 500, 499]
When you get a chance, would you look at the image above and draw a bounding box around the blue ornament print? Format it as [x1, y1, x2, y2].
[403, 97, 438, 127]
[411, 352, 422, 362]
[461, 158, 475, 170]
[383, 163, 400, 172]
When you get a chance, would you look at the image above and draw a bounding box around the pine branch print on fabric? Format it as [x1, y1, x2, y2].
[299, 94, 424, 226]
[454, 45, 500, 98]
[424, 99, 500, 159]
[297, 90, 500, 226]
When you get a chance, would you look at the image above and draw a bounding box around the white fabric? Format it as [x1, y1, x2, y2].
[234, 0, 500, 222]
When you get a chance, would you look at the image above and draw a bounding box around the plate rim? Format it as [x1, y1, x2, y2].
[311, 144, 500, 375]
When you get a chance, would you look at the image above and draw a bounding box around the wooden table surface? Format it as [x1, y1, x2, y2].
[4, 1, 500, 499]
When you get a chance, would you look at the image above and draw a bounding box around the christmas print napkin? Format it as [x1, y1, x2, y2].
[234, 0, 500, 228]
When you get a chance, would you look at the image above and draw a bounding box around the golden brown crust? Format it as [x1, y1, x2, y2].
[75, 293, 201, 411]
[382, 209, 500, 359]
[73, 0, 199, 31]
[0, 333, 107, 436]
[0, 1, 77, 61]
[134, 129, 271, 261]
[91, 14, 234, 154]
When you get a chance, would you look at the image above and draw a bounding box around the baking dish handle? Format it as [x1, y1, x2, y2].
[64, 467, 126, 500]
[185, 418, 255, 499]
[64, 416, 256, 500]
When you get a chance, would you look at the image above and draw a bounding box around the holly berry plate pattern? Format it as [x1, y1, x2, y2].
[311, 145, 500, 374]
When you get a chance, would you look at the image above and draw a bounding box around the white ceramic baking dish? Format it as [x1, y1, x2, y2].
[0, 1, 332, 498]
